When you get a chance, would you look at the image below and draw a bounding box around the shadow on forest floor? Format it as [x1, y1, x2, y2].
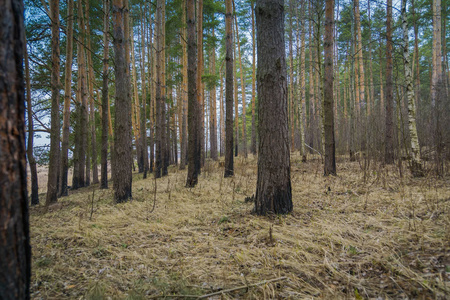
[29, 153, 450, 299]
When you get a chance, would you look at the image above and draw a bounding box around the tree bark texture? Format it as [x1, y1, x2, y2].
[250, 2, 257, 155]
[224, 0, 234, 177]
[0, 0, 31, 296]
[324, 0, 336, 176]
[46, 0, 61, 205]
[101, 0, 110, 189]
[24, 40, 39, 205]
[60, 0, 74, 196]
[186, 0, 200, 187]
[254, 0, 292, 215]
[112, 0, 133, 202]
[385, 0, 394, 164]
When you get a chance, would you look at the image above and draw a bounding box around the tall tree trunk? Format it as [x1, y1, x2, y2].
[46, 0, 61, 205]
[180, 0, 188, 169]
[288, 0, 294, 150]
[85, 0, 97, 184]
[0, 1, 31, 295]
[155, 0, 163, 178]
[324, 0, 336, 176]
[308, 12, 315, 153]
[367, 0, 374, 117]
[385, 0, 394, 164]
[297, 0, 306, 161]
[101, 0, 110, 189]
[209, 27, 218, 161]
[130, 17, 142, 173]
[197, 0, 205, 167]
[25, 40, 39, 205]
[254, 0, 292, 215]
[148, 5, 154, 173]
[112, 0, 133, 202]
[354, 0, 365, 117]
[233, 20, 239, 157]
[233, 2, 247, 158]
[411, 0, 420, 110]
[224, 0, 234, 177]
[219, 68, 225, 156]
[60, 0, 74, 196]
[161, 0, 168, 175]
[431, 0, 443, 174]
[140, 4, 149, 178]
[186, 0, 200, 187]
[401, 0, 423, 177]
[250, 1, 257, 155]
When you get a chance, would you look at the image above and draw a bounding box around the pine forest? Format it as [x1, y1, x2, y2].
[0, 0, 449, 298]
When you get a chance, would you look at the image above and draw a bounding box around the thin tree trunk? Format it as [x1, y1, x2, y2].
[155, 0, 163, 178]
[254, 0, 292, 215]
[46, 0, 61, 205]
[0, 1, 31, 295]
[25, 40, 39, 205]
[186, 0, 200, 187]
[288, 0, 294, 150]
[161, 0, 168, 175]
[140, 3, 149, 178]
[112, 0, 133, 202]
[385, 0, 394, 164]
[180, 0, 188, 169]
[85, 0, 98, 184]
[197, 0, 205, 168]
[297, 0, 306, 161]
[250, 1, 257, 155]
[233, 20, 239, 157]
[324, 0, 336, 176]
[219, 69, 225, 156]
[210, 27, 218, 161]
[233, 2, 247, 158]
[224, 0, 234, 177]
[60, 0, 74, 196]
[100, 0, 110, 189]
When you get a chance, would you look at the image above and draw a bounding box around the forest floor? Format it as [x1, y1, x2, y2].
[29, 154, 450, 299]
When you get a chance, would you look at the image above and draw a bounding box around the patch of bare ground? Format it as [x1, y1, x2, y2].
[29, 154, 450, 299]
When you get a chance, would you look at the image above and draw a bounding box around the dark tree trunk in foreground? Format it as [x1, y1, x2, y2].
[224, 0, 234, 177]
[112, 0, 132, 202]
[385, 0, 394, 164]
[323, 0, 336, 176]
[100, 0, 110, 189]
[25, 40, 39, 205]
[186, 0, 200, 187]
[254, 0, 292, 215]
[0, 0, 31, 297]
[46, 0, 61, 205]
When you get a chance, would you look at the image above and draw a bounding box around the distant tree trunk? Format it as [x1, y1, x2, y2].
[85, 0, 97, 185]
[180, 0, 188, 170]
[250, 1, 257, 155]
[186, 0, 200, 187]
[155, 0, 163, 178]
[432, 0, 444, 174]
[323, 0, 336, 176]
[46, 0, 61, 205]
[72, 74, 81, 189]
[25, 40, 39, 205]
[148, 6, 154, 173]
[140, 4, 149, 178]
[354, 0, 365, 117]
[411, 0, 420, 110]
[233, 22, 239, 158]
[297, 0, 306, 162]
[60, 0, 74, 197]
[0, 0, 31, 296]
[385, 0, 394, 164]
[100, 0, 110, 189]
[112, 0, 133, 202]
[219, 69, 225, 156]
[288, 0, 294, 150]
[401, 0, 423, 177]
[254, 0, 292, 215]
[209, 27, 218, 161]
[308, 13, 315, 153]
[367, 0, 374, 117]
[224, 0, 234, 177]
[161, 0, 168, 175]
[197, 0, 205, 168]
[233, 4, 247, 158]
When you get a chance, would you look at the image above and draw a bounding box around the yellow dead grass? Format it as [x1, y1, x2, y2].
[30, 154, 450, 299]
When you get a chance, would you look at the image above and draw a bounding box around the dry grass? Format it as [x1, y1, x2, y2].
[30, 154, 450, 299]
